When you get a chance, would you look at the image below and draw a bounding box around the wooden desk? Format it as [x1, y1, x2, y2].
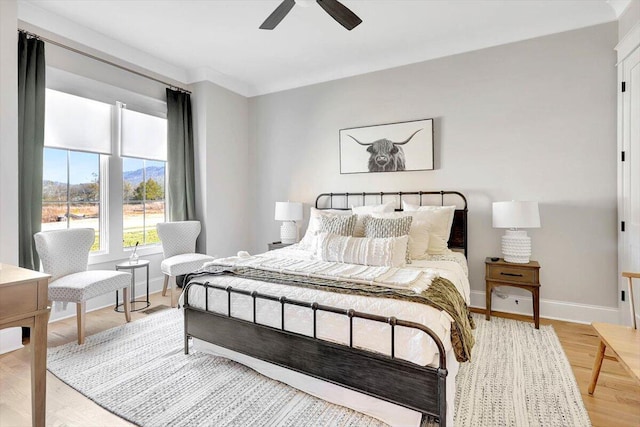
[0, 264, 50, 427]
[588, 322, 640, 395]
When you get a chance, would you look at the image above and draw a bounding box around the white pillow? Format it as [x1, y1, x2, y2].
[316, 232, 408, 267]
[372, 212, 431, 260]
[299, 207, 352, 250]
[402, 202, 456, 254]
[351, 202, 396, 237]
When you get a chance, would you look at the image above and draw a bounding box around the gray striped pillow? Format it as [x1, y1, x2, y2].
[363, 216, 413, 264]
[319, 214, 357, 236]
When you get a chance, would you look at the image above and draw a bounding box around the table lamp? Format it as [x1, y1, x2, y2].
[275, 201, 303, 244]
[492, 201, 541, 263]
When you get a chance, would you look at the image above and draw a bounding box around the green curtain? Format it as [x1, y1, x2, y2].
[166, 88, 196, 221]
[17, 32, 46, 270]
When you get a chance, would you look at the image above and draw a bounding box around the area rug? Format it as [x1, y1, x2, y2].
[47, 310, 591, 426]
[454, 314, 591, 427]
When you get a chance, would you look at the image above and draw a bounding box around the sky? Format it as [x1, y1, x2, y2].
[43, 148, 164, 184]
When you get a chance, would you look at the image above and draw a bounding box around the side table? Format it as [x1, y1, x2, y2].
[268, 241, 294, 251]
[485, 257, 541, 329]
[115, 259, 151, 312]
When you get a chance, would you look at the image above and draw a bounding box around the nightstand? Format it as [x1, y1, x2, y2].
[268, 241, 293, 251]
[485, 257, 541, 329]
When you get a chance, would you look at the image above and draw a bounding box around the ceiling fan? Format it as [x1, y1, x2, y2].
[260, 0, 362, 31]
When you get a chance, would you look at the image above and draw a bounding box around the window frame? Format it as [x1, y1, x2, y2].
[43, 78, 168, 265]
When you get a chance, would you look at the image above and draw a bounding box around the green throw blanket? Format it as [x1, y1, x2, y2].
[186, 265, 475, 362]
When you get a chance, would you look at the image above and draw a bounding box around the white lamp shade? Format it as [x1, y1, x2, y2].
[274, 202, 303, 221]
[492, 201, 541, 229]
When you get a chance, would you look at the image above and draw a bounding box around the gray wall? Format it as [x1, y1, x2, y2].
[193, 81, 250, 258]
[248, 23, 619, 308]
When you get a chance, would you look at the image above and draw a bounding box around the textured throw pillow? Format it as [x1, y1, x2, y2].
[402, 202, 456, 254]
[316, 233, 408, 267]
[363, 216, 413, 263]
[299, 208, 352, 250]
[319, 214, 357, 236]
[372, 211, 431, 260]
[351, 202, 396, 237]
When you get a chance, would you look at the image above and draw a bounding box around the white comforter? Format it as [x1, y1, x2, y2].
[183, 244, 470, 368]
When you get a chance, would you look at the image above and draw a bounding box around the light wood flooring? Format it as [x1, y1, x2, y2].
[1, 293, 638, 426]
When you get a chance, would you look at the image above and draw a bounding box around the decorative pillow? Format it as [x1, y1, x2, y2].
[351, 202, 396, 237]
[363, 216, 413, 263]
[319, 214, 357, 236]
[372, 211, 431, 260]
[402, 202, 456, 254]
[299, 207, 352, 250]
[316, 232, 408, 267]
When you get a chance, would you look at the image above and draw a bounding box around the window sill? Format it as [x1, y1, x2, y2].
[88, 245, 164, 266]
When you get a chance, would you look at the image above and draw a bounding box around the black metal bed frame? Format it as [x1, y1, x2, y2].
[183, 190, 469, 426]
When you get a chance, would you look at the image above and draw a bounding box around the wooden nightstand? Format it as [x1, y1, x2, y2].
[268, 241, 293, 251]
[485, 257, 541, 329]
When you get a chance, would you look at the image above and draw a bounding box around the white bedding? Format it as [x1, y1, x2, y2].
[181, 245, 471, 426]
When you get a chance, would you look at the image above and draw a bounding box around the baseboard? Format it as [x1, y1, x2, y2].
[470, 290, 620, 325]
[49, 276, 166, 323]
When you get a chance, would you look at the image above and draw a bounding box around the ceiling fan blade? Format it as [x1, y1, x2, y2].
[316, 0, 362, 30]
[260, 0, 296, 30]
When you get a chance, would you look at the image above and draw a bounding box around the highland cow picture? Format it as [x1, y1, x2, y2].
[339, 119, 434, 174]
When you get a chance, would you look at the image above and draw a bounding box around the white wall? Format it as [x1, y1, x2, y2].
[248, 23, 619, 321]
[0, 0, 19, 265]
[192, 81, 250, 258]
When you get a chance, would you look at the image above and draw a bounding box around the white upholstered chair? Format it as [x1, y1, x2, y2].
[34, 228, 132, 344]
[156, 221, 214, 307]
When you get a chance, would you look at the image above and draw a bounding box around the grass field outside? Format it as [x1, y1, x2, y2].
[42, 203, 165, 252]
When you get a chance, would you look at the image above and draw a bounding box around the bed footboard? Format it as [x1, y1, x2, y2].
[183, 280, 448, 426]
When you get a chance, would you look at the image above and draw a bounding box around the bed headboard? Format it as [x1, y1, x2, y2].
[315, 191, 468, 257]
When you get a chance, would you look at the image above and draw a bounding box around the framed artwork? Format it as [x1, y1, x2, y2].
[339, 118, 434, 174]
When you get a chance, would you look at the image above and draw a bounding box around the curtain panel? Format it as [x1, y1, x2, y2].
[17, 32, 46, 270]
[166, 88, 196, 221]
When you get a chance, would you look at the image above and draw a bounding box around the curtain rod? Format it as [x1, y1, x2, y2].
[18, 29, 191, 94]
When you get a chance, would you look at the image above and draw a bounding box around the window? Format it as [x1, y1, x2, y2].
[42, 89, 111, 252]
[42, 148, 102, 251]
[42, 87, 167, 260]
[122, 158, 165, 247]
[120, 105, 168, 248]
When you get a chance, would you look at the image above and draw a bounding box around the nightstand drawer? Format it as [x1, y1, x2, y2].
[487, 265, 536, 283]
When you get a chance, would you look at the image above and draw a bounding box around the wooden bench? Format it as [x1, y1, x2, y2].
[588, 272, 640, 395]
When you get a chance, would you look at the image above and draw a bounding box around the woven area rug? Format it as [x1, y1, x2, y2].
[454, 314, 591, 427]
[48, 310, 591, 427]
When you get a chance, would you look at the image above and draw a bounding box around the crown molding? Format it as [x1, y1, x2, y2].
[186, 67, 252, 97]
[607, 0, 633, 18]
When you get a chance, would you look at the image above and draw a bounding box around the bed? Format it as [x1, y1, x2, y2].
[182, 191, 471, 427]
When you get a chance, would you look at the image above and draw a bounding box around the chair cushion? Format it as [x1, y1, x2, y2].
[161, 253, 215, 276]
[48, 270, 131, 303]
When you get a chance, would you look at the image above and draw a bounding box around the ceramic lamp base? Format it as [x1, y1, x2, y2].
[501, 229, 532, 264]
[280, 221, 297, 244]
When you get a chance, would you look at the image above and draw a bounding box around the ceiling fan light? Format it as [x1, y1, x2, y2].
[295, 0, 315, 7]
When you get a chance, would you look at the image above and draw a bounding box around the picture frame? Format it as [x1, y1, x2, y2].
[339, 118, 434, 174]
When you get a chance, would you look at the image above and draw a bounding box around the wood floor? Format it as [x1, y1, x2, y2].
[1, 293, 638, 426]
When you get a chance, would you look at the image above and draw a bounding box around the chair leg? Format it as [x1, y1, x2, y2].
[76, 302, 86, 345]
[588, 340, 606, 395]
[170, 276, 176, 308]
[162, 275, 169, 297]
[122, 287, 132, 323]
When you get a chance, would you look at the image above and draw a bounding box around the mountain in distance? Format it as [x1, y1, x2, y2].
[123, 166, 165, 186]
